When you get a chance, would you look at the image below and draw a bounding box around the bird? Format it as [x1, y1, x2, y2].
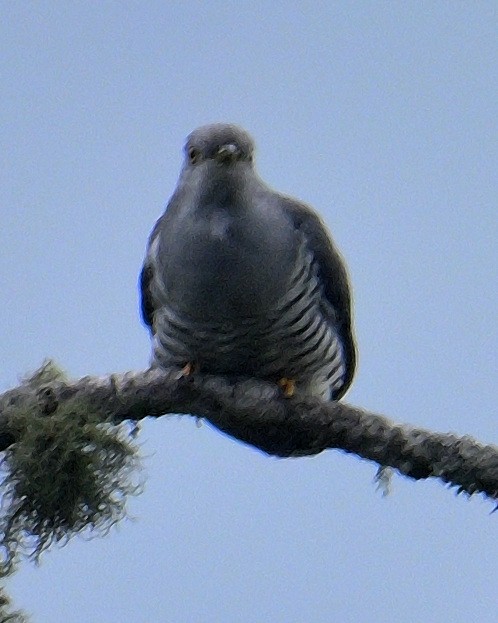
[140, 123, 356, 400]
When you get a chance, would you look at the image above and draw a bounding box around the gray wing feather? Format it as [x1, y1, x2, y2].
[139, 216, 165, 332]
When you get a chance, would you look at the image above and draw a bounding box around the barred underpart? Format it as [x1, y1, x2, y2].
[151, 239, 346, 400]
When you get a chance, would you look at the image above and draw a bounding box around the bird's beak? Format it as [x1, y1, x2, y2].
[215, 143, 240, 164]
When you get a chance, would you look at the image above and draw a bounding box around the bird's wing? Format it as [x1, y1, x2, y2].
[281, 197, 357, 397]
[139, 216, 165, 332]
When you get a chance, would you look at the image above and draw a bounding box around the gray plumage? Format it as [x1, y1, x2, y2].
[140, 123, 356, 400]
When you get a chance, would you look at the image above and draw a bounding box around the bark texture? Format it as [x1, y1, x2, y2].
[0, 364, 496, 501]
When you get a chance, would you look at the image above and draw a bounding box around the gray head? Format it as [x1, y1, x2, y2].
[184, 123, 255, 168]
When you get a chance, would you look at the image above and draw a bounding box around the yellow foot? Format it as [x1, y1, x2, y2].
[277, 377, 296, 397]
[181, 362, 195, 376]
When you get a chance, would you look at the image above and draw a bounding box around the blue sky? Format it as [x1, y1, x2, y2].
[1, 2, 496, 621]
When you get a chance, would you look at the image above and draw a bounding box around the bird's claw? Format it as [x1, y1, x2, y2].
[277, 377, 296, 397]
[181, 362, 195, 376]
[173, 362, 196, 380]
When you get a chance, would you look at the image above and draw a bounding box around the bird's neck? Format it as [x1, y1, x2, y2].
[195, 167, 252, 212]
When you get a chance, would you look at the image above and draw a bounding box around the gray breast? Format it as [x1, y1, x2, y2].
[151, 238, 346, 399]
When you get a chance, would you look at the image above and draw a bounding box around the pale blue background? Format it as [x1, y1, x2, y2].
[1, 2, 496, 622]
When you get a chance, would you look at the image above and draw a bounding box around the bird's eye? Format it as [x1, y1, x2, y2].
[188, 147, 201, 164]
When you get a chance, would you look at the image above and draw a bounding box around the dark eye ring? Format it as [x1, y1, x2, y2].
[188, 147, 201, 164]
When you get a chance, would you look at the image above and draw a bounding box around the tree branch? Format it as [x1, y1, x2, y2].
[1, 364, 497, 501]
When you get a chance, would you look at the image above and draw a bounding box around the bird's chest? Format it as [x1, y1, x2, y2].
[162, 207, 297, 318]
[186, 209, 259, 265]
